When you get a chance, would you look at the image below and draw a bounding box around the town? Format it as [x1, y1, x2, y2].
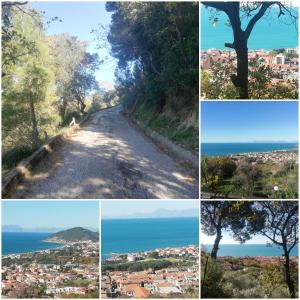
[2, 241, 99, 298]
[228, 149, 298, 164]
[101, 245, 199, 298]
[201, 48, 299, 85]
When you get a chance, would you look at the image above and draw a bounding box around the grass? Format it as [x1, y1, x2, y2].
[134, 106, 198, 151]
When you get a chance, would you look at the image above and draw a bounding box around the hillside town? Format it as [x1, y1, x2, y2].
[2, 241, 99, 298]
[101, 245, 199, 298]
[201, 48, 299, 85]
[228, 149, 298, 164]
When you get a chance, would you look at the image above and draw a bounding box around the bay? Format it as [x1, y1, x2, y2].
[201, 142, 298, 157]
[2, 232, 64, 255]
[101, 217, 199, 259]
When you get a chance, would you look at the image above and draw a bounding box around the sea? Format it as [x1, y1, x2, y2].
[101, 217, 199, 259]
[2, 232, 64, 255]
[201, 6, 299, 50]
[203, 244, 299, 257]
[201, 142, 298, 157]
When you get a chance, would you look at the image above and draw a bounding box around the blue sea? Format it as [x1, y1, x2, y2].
[101, 217, 199, 259]
[201, 142, 298, 157]
[201, 6, 299, 50]
[203, 244, 298, 257]
[2, 232, 64, 255]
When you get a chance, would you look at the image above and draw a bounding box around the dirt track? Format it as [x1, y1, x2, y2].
[9, 106, 199, 199]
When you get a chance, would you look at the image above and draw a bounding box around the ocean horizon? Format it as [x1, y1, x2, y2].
[2, 232, 64, 255]
[201, 6, 299, 50]
[101, 217, 199, 259]
[201, 142, 298, 157]
[202, 244, 298, 257]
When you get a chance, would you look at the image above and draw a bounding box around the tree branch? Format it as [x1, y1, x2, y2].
[245, 2, 275, 39]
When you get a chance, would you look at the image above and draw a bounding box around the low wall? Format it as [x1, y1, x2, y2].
[2, 113, 92, 198]
[128, 116, 199, 172]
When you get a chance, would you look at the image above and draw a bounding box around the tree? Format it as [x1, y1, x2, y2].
[254, 201, 298, 298]
[101, 2, 198, 127]
[149, 251, 159, 259]
[232, 160, 261, 196]
[202, 2, 298, 99]
[2, 4, 58, 153]
[48, 34, 86, 121]
[201, 201, 264, 259]
[69, 52, 101, 114]
[1, 1, 37, 77]
[201, 56, 298, 99]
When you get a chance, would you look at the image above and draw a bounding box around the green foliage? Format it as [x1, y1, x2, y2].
[2, 4, 101, 173]
[201, 257, 229, 298]
[201, 254, 299, 299]
[201, 156, 298, 199]
[201, 58, 298, 99]
[49, 227, 99, 242]
[2, 4, 59, 162]
[100, 2, 199, 150]
[102, 259, 173, 273]
[149, 251, 159, 259]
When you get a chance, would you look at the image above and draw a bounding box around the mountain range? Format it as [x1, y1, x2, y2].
[102, 208, 199, 220]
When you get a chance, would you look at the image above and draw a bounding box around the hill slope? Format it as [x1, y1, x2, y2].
[46, 227, 98, 242]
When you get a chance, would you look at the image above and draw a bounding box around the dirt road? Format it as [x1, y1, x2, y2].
[9, 106, 198, 199]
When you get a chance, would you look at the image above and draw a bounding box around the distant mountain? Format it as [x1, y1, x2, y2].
[2, 225, 24, 232]
[46, 227, 98, 242]
[102, 208, 199, 220]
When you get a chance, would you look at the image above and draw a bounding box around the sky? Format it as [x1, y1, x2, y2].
[31, 1, 116, 89]
[101, 200, 199, 219]
[201, 4, 299, 50]
[201, 101, 298, 143]
[2, 201, 99, 230]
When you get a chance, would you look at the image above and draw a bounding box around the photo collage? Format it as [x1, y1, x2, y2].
[1, 1, 299, 299]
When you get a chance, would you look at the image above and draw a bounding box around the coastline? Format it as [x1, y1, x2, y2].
[2, 233, 67, 257]
[102, 244, 199, 261]
[2, 243, 66, 258]
[201, 244, 299, 258]
[201, 147, 298, 158]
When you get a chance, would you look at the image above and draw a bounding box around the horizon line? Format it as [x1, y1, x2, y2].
[102, 215, 199, 220]
[201, 141, 298, 144]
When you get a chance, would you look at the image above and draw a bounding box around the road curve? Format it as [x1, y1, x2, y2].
[9, 106, 199, 199]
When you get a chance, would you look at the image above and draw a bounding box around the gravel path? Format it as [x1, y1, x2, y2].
[9, 106, 199, 199]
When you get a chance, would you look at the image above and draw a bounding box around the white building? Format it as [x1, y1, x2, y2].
[274, 54, 285, 65]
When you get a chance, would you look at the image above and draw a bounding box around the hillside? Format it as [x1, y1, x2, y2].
[46, 227, 98, 242]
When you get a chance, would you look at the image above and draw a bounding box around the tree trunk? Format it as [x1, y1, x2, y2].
[60, 99, 67, 123]
[211, 227, 222, 259]
[283, 249, 295, 298]
[29, 100, 39, 148]
[235, 45, 249, 99]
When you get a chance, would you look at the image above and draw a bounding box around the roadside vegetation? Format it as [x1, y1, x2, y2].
[99, 2, 199, 151]
[2, 2, 119, 175]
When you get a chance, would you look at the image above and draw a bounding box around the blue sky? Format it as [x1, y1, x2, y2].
[31, 1, 116, 89]
[201, 101, 298, 143]
[2, 201, 99, 230]
[102, 200, 199, 219]
[201, 4, 299, 50]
